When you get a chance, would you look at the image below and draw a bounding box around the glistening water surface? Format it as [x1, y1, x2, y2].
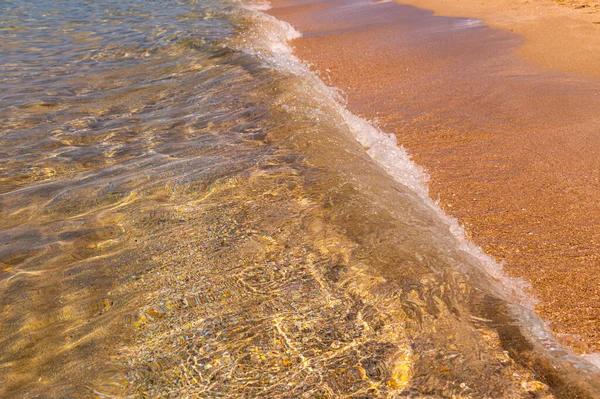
[1, 0, 599, 397]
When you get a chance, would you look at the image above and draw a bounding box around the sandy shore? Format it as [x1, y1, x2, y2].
[392, 0, 600, 80]
[268, 0, 600, 352]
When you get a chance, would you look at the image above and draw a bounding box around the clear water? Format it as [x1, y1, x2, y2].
[1, 0, 599, 397]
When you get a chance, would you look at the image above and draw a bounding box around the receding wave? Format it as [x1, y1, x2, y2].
[0, 0, 599, 398]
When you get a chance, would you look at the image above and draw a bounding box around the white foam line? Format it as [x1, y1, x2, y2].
[237, 0, 534, 308]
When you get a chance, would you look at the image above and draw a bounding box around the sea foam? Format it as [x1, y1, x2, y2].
[237, 0, 535, 308]
[234, 0, 600, 381]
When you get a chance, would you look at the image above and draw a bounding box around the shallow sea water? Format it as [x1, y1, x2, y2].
[1, 0, 599, 397]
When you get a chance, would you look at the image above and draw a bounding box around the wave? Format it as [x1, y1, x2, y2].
[235, 0, 600, 394]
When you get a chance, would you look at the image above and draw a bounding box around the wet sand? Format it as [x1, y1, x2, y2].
[268, 0, 600, 351]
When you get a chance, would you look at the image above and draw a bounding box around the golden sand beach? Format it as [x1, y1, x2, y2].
[5, 0, 600, 396]
[269, 0, 600, 351]
[389, 0, 600, 80]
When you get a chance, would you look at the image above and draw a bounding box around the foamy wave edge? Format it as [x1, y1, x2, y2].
[236, 0, 600, 372]
[237, 0, 532, 307]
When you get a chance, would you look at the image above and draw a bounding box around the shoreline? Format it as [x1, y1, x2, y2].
[267, 0, 600, 352]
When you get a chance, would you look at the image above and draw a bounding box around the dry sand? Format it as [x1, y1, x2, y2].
[268, 0, 600, 351]
[394, 0, 600, 80]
